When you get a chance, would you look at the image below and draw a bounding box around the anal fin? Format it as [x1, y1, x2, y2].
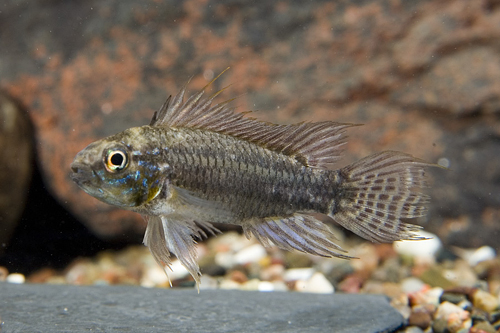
[243, 214, 353, 259]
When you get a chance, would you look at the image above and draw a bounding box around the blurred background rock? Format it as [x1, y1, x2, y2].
[0, 93, 32, 255]
[0, 0, 499, 274]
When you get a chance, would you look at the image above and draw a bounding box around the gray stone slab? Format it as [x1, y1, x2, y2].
[0, 283, 403, 333]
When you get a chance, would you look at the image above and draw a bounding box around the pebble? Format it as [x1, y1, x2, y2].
[402, 327, 424, 333]
[401, 277, 426, 294]
[338, 274, 364, 293]
[140, 264, 170, 288]
[65, 260, 97, 285]
[9, 220, 500, 333]
[408, 306, 432, 329]
[214, 251, 235, 269]
[239, 280, 287, 292]
[241, 278, 260, 291]
[256, 281, 274, 292]
[455, 246, 497, 267]
[269, 281, 288, 292]
[361, 281, 403, 299]
[390, 293, 411, 319]
[470, 321, 497, 333]
[283, 267, 315, 282]
[371, 257, 406, 282]
[393, 231, 441, 262]
[350, 243, 379, 273]
[283, 251, 314, 268]
[471, 308, 490, 324]
[409, 287, 443, 307]
[212, 231, 253, 253]
[457, 299, 473, 311]
[165, 260, 190, 281]
[199, 263, 226, 277]
[295, 272, 334, 294]
[419, 266, 456, 289]
[6, 273, 25, 284]
[260, 264, 285, 281]
[440, 292, 467, 305]
[324, 261, 354, 284]
[491, 311, 500, 324]
[0, 266, 8, 281]
[472, 289, 499, 313]
[443, 260, 479, 287]
[234, 243, 267, 265]
[434, 301, 471, 332]
[219, 279, 241, 290]
[432, 318, 448, 333]
[229, 270, 248, 284]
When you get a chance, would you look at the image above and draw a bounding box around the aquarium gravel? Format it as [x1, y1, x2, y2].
[1, 231, 499, 332]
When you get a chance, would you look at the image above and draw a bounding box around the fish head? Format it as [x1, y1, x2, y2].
[70, 127, 166, 208]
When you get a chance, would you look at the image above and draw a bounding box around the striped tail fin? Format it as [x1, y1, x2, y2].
[331, 151, 433, 243]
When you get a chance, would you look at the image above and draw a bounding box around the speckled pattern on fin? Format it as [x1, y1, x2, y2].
[144, 215, 219, 288]
[333, 151, 431, 243]
[150, 71, 359, 169]
[243, 214, 354, 259]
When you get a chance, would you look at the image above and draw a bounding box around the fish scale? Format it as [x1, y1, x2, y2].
[164, 128, 331, 220]
[71, 71, 436, 288]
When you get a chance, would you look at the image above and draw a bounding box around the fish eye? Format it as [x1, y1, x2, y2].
[104, 149, 129, 173]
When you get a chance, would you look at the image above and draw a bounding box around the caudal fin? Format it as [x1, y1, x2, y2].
[332, 151, 433, 243]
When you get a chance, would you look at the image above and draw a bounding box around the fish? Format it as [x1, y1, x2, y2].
[70, 70, 433, 289]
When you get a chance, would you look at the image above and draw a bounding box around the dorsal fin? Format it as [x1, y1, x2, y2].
[150, 71, 359, 168]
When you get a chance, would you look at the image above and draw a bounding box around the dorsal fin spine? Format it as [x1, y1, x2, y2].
[151, 70, 359, 169]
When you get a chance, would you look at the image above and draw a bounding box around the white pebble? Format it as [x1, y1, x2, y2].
[167, 260, 190, 280]
[393, 231, 441, 260]
[140, 265, 170, 288]
[219, 279, 241, 290]
[257, 281, 275, 292]
[284, 267, 315, 282]
[298, 272, 334, 294]
[6, 273, 25, 284]
[467, 246, 496, 266]
[435, 301, 469, 320]
[400, 277, 426, 294]
[234, 244, 267, 265]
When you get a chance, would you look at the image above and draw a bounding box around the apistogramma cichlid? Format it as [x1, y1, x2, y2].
[71, 70, 433, 288]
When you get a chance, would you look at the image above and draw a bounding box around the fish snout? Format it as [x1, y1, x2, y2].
[70, 161, 95, 184]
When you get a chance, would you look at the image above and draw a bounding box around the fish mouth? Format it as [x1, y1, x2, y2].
[70, 162, 97, 186]
[70, 162, 109, 202]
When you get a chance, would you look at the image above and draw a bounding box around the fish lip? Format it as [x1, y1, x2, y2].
[70, 162, 97, 185]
